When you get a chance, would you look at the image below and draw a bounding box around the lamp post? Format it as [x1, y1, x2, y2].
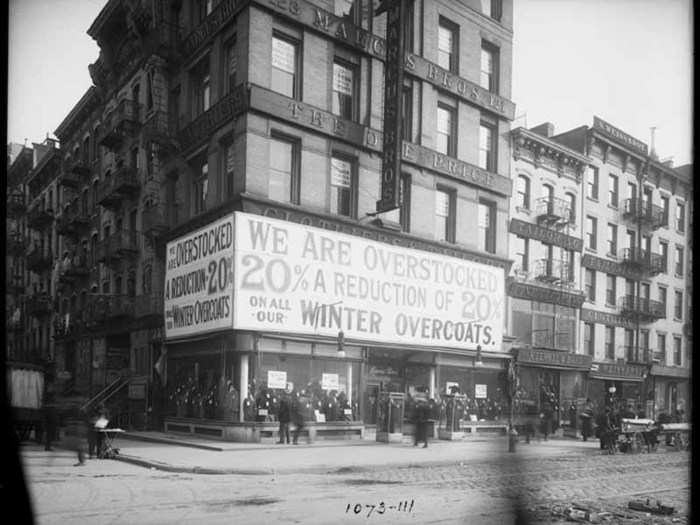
[507, 356, 518, 453]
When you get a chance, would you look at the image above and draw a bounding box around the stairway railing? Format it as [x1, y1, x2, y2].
[80, 375, 128, 414]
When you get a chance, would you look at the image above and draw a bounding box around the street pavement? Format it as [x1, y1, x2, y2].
[18, 434, 691, 525]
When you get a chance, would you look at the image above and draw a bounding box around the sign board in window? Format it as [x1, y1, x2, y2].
[267, 370, 287, 389]
[445, 381, 460, 393]
[331, 158, 351, 187]
[321, 373, 340, 391]
[272, 38, 296, 73]
[475, 384, 487, 399]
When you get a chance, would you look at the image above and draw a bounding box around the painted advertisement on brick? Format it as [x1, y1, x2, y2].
[233, 212, 505, 351]
[164, 215, 235, 340]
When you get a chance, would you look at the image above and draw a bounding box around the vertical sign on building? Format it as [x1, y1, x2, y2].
[376, 0, 405, 213]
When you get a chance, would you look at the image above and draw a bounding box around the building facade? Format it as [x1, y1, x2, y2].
[553, 117, 692, 419]
[507, 122, 591, 425]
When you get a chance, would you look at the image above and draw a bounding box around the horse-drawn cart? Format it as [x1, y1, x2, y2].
[616, 418, 658, 453]
[659, 422, 691, 451]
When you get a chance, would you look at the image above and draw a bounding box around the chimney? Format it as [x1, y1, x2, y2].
[529, 122, 555, 138]
[649, 127, 658, 160]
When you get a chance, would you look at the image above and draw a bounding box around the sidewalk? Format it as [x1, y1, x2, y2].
[54, 431, 603, 475]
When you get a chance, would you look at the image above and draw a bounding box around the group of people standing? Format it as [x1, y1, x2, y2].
[276, 391, 308, 445]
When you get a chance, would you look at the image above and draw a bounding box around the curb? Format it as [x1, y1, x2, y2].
[120, 433, 226, 451]
[114, 454, 272, 475]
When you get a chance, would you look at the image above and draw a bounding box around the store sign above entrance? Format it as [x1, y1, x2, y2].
[590, 362, 645, 381]
[163, 214, 235, 340]
[517, 347, 592, 371]
[592, 116, 648, 156]
[232, 212, 505, 352]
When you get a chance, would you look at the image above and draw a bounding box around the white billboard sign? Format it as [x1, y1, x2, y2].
[164, 215, 235, 340]
[233, 212, 505, 351]
[322, 373, 340, 391]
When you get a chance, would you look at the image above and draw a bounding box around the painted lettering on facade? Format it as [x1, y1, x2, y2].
[581, 254, 643, 280]
[507, 279, 585, 309]
[581, 308, 636, 329]
[593, 116, 648, 155]
[233, 212, 506, 351]
[248, 86, 511, 195]
[509, 219, 583, 252]
[260, 0, 515, 120]
[181, 0, 248, 57]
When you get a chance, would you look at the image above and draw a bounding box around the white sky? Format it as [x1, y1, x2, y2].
[7, 0, 693, 165]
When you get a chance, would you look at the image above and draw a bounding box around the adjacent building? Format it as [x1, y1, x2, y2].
[553, 117, 692, 418]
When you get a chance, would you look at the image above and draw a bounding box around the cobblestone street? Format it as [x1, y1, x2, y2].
[21, 443, 690, 524]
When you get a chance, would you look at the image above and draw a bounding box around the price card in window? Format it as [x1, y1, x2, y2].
[322, 373, 339, 391]
[475, 384, 487, 399]
[267, 370, 287, 389]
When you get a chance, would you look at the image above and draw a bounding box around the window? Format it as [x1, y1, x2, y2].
[586, 216, 597, 250]
[584, 322, 595, 356]
[225, 37, 238, 92]
[587, 167, 599, 200]
[626, 229, 636, 252]
[436, 103, 456, 156]
[480, 42, 498, 92]
[659, 240, 669, 273]
[585, 269, 596, 301]
[481, 0, 502, 20]
[565, 192, 576, 223]
[219, 140, 235, 200]
[146, 70, 154, 110]
[514, 235, 529, 272]
[403, 0, 415, 52]
[516, 175, 530, 209]
[269, 134, 299, 204]
[624, 328, 635, 360]
[605, 274, 616, 306]
[675, 201, 685, 232]
[674, 291, 683, 320]
[660, 195, 670, 226]
[675, 246, 684, 275]
[479, 117, 497, 171]
[608, 174, 618, 207]
[193, 159, 208, 215]
[627, 181, 637, 201]
[332, 60, 357, 120]
[271, 33, 300, 99]
[673, 337, 682, 366]
[605, 326, 615, 360]
[330, 155, 355, 218]
[624, 278, 635, 298]
[478, 199, 496, 253]
[435, 188, 454, 242]
[657, 333, 666, 362]
[658, 286, 667, 314]
[437, 19, 457, 72]
[401, 84, 413, 142]
[640, 282, 650, 300]
[191, 57, 211, 118]
[607, 223, 617, 256]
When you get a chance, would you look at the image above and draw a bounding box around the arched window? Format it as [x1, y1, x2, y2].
[516, 175, 530, 209]
[542, 183, 554, 201]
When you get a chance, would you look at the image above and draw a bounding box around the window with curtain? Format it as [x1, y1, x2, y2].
[271, 33, 300, 99]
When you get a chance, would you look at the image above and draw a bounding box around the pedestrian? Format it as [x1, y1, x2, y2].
[541, 401, 553, 441]
[413, 394, 430, 448]
[277, 394, 291, 444]
[291, 394, 306, 445]
[67, 410, 88, 466]
[580, 398, 594, 442]
[42, 400, 58, 451]
[87, 407, 99, 459]
[568, 402, 577, 435]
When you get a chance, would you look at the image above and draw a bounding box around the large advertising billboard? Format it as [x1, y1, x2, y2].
[233, 212, 505, 351]
[164, 215, 235, 340]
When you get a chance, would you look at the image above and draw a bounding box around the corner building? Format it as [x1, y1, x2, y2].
[83, 0, 516, 440]
[553, 117, 692, 419]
